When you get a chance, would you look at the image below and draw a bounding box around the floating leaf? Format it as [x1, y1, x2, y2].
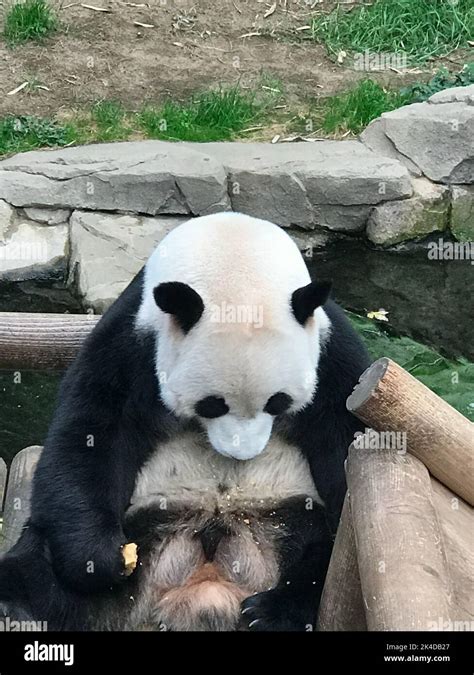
[367, 308, 389, 322]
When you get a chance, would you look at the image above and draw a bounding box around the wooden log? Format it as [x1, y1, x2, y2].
[2, 446, 42, 552]
[431, 478, 474, 626]
[0, 312, 99, 370]
[317, 495, 367, 631]
[347, 357, 474, 506]
[347, 443, 453, 631]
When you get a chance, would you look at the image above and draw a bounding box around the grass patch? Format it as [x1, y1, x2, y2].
[138, 85, 268, 142]
[310, 0, 474, 63]
[350, 313, 474, 422]
[3, 0, 58, 44]
[319, 79, 410, 135]
[91, 100, 132, 142]
[0, 64, 472, 154]
[289, 63, 473, 137]
[0, 82, 281, 156]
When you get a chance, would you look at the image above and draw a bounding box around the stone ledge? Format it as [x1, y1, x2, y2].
[0, 139, 413, 233]
[193, 141, 413, 229]
[0, 217, 68, 282]
[428, 85, 474, 105]
[0, 141, 230, 216]
[367, 178, 450, 247]
[361, 85, 474, 184]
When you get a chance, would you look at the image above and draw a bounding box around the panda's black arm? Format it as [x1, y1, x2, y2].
[241, 501, 333, 631]
[28, 270, 166, 592]
[288, 301, 372, 533]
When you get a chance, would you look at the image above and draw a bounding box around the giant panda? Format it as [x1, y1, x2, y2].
[0, 212, 370, 631]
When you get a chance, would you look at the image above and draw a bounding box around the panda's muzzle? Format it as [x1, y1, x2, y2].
[205, 412, 274, 461]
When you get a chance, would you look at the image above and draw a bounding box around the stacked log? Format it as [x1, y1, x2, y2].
[319, 357, 473, 631]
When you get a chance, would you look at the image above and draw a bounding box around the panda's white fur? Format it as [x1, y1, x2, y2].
[136, 212, 331, 461]
[125, 431, 323, 631]
[130, 431, 323, 513]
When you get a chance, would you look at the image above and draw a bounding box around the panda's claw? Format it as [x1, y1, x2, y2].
[240, 588, 309, 632]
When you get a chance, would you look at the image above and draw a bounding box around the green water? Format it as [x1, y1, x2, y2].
[0, 371, 60, 465]
[349, 313, 474, 421]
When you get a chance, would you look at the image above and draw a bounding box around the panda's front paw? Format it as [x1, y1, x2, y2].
[240, 588, 313, 632]
[50, 527, 132, 594]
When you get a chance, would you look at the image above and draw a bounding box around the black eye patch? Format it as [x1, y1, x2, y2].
[264, 392, 293, 416]
[195, 396, 229, 419]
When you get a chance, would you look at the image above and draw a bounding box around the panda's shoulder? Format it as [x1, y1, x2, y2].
[60, 268, 155, 396]
[301, 300, 371, 414]
[321, 300, 371, 369]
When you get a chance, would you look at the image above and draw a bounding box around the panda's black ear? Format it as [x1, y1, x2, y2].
[291, 280, 332, 326]
[153, 282, 204, 333]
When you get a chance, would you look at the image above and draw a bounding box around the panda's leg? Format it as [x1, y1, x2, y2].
[0, 524, 114, 630]
[240, 502, 333, 632]
[0, 526, 71, 629]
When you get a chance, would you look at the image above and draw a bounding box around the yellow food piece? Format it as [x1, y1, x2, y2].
[122, 543, 138, 575]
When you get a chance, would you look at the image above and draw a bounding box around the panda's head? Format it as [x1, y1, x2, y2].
[136, 213, 332, 461]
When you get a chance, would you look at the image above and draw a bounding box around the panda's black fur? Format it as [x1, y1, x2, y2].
[0, 261, 370, 631]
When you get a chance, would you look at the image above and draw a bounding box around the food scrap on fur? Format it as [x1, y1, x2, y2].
[122, 543, 138, 575]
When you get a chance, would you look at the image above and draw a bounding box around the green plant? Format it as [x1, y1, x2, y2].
[400, 63, 474, 102]
[258, 72, 284, 96]
[0, 115, 71, 155]
[320, 80, 410, 135]
[3, 0, 58, 44]
[310, 0, 474, 63]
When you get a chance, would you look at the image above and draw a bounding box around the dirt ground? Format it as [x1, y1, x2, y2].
[0, 0, 469, 123]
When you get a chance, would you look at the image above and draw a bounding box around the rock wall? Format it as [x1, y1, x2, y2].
[0, 85, 472, 314]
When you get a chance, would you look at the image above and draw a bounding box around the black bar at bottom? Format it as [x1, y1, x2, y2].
[0, 630, 471, 674]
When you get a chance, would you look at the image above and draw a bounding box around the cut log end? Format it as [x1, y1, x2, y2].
[346, 357, 389, 413]
[346, 356, 474, 506]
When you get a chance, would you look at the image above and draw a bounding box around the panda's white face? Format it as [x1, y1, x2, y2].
[157, 323, 323, 460]
[136, 212, 332, 461]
